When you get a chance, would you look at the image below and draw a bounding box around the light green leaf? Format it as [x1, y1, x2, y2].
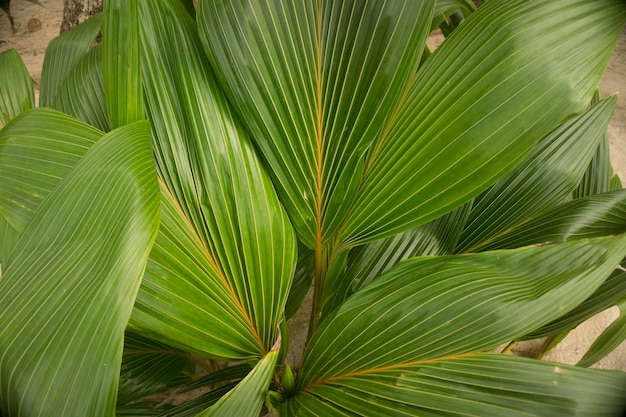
[53, 44, 111, 132]
[577, 299, 626, 368]
[340, 0, 626, 245]
[197, 341, 280, 417]
[103, 0, 143, 127]
[0, 120, 159, 416]
[0, 108, 102, 233]
[284, 354, 626, 416]
[0, 49, 34, 126]
[129, 184, 268, 360]
[198, 0, 435, 248]
[456, 96, 617, 253]
[0, 216, 19, 270]
[136, 0, 296, 358]
[39, 13, 102, 107]
[295, 235, 626, 389]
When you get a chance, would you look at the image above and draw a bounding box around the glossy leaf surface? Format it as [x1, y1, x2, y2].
[53, 45, 111, 132]
[457, 97, 617, 253]
[39, 13, 102, 107]
[197, 342, 280, 417]
[198, 0, 434, 248]
[0, 108, 102, 233]
[0, 120, 159, 416]
[341, 0, 625, 245]
[289, 235, 626, 415]
[0, 49, 34, 126]
[285, 354, 626, 416]
[103, 0, 143, 127]
[134, 0, 297, 358]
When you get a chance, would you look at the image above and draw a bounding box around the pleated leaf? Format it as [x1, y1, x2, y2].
[197, 0, 435, 248]
[0, 120, 159, 416]
[322, 202, 473, 317]
[129, 184, 267, 360]
[103, 0, 143, 127]
[0, 108, 102, 233]
[136, 0, 296, 358]
[574, 92, 614, 199]
[117, 333, 195, 406]
[340, 0, 626, 245]
[39, 13, 102, 107]
[284, 354, 626, 417]
[578, 299, 626, 368]
[525, 266, 626, 341]
[53, 44, 111, 132]
[0, 49, 34, 127]
[197, 341, 280, 417]
[474, 189, 626, 251]
[456, 96, 617, 253]
[294, 235, 626, 394]
[0, 216, 19, 270]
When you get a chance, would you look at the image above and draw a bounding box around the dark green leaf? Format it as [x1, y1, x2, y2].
[323, 202, 473, 317]
[578, 299, 626, 368]
[197, 342, 280, 417]
[285, 243, 315, 320]
[456, 97, 617, 253]
[525, 265, 626, 340]
[117, 333, 195, 406]
[284, 354, 626, 417]
[472, 189, 626, 251]
[137, 0, 297, 357]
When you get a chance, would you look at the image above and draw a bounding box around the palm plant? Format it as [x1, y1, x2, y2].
[1, 0, 626, 416]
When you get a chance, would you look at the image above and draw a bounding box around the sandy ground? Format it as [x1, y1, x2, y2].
[1, 0, 625, 372]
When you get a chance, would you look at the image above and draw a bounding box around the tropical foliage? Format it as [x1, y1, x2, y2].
[1, 0, 626, 416]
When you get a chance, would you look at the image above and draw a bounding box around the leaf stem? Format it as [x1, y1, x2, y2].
[307, 241, 327, 343]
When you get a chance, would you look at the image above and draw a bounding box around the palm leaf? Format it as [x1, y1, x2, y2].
[0, 108, 102, 233]
[39, 13, 102, 107]
[117, 333, 195, 406]
[133, 0, 297, 359]
[322, 201, 473, 317]
[53, 44, 111, 131]
[0, 49, 34, 126]
[340, 0, 625, 245]
[197, 340, 280, 417]
[456, 96, 617, 253]
[103, 0, 143, 127]
[286, 235, 626, 415]
[526, 265, 626, 341]
[286, 354, 626, 417]
[0, 119, 159, 416]
[577, 298, 626, 368]
[197, 0, 435, 248]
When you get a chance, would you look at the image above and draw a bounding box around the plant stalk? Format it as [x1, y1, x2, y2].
[307, 242, 327, 343]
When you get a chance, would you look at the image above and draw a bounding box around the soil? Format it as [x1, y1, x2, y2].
[1, 0, 625, 377]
